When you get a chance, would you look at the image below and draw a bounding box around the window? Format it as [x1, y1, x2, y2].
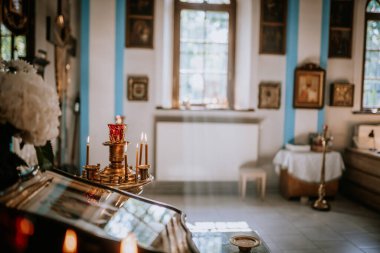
[363, 0, 380, 109]
[1, 24, 26, 60]
[173, 0, 236, 109]
[0, 0, 34, 61]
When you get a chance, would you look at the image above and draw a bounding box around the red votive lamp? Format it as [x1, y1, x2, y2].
[108, 123, 126, 143]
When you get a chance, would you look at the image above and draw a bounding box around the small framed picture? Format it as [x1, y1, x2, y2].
[127, 75, 148, 101]
[294, 63, 325, 109]
[258, 82, 281, 109]
[330, 83, 354, 107]
[126, 0, 154, 48]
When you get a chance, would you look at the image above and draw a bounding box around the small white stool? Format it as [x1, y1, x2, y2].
[239, 167, 266, 200]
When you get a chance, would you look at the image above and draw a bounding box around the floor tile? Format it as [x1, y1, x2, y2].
[344, 232, 380, 248]
[314, 240, 364, 253]
[298, 226, 344, 241]
[361, 247, 380, 253]
[269, 234, 318, 250]
[142, 192, 380, 253]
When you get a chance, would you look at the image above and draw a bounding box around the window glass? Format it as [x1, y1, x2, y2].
[174, 0, 235, 109]
[367, 0, 380, 13]
[363, 4, 380, 109]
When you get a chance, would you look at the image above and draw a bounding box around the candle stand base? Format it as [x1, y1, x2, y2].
[312, 184, 330, 211]
[312, 198, 330, 211]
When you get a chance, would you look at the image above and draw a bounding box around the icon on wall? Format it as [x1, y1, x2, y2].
[258, 82, 281, 109]
[330, 83, 354, 107]
[259, 0, 287, 54]
[126, 0, 154, 48]
[127, 75, 148, 101]
[293, 63, 325, 109]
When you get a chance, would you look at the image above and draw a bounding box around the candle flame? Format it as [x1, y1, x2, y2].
[17, 218, 34, 236]
[120, 233, 137, 253]
[140, 132, 144, 141]
[87, 136, 90, 144]
[144, 133, 147, 143]
[63, 229, 77, 253]
[136, 143, 139, 149]
[124, 144, 128, 153]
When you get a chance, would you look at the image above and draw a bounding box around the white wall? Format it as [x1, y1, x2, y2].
[79, 0, 380, 189]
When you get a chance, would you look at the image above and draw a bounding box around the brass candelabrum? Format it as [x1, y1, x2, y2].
[82, 119, 152, 194]
[312, 125, 332, 211]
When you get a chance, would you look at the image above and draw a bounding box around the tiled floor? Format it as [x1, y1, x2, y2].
[142, 192, 380, 253]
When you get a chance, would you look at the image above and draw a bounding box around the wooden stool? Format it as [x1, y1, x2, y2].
[239, 167, 266, 200]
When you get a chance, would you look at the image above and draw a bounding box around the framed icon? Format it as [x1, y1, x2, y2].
[127, 75, 148, 101]
[259, 0, 287, 54]
[294, 63, 325, 109]
[126, 0, 154, 48]
[330, 83, 354, 107]
[258, 82, 281, 109]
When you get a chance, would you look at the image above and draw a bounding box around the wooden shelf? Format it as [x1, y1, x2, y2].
[342, 148, 380, 211]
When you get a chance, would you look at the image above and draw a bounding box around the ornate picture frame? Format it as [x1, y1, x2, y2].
[293, 63, 325, 109]
[330, 83, 354, 107]
[258, 82, 281, 109]
[127, 75, 148, 101]
[126, 0, 154, 48]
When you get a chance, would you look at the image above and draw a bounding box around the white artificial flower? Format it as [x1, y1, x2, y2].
[0, 60, 61, 146]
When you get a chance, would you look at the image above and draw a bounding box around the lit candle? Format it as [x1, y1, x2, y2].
[86, 136, 90, 165]
[135, 143, 139, 182]
[139, 132, 144, 166]
[120, 233, 137, 253]
[144, 133, 148, 165]
[62, 229, 78, 253]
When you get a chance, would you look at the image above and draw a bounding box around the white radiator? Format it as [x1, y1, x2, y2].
[156, 120, 259, 181]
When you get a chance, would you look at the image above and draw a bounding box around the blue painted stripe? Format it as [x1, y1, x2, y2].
[115, 0, 125, 116]
[283, 0, 299, 145]
[318, 0, 330, 133]
[80, 0, 90, 169]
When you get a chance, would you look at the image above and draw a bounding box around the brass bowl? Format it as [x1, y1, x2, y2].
[230, 235, 260, 252]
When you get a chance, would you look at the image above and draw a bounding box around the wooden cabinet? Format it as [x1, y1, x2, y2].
[342, 148, 380, 211]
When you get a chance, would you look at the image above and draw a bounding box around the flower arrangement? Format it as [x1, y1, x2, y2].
[0, 60, 61, 189]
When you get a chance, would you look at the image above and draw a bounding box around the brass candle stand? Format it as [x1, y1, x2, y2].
[82, 121, 153, 194]
[312, 125, 332, 211]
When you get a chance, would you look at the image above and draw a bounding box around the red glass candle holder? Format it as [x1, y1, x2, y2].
[108, 123, 126, 143]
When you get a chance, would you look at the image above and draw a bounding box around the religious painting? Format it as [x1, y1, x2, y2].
[329, 30, 352, 58]
[329, 0, 353, 58]
[262, 0, 287, 23]
[258, 82, 281, 109]
[330, 83, 354, 107]
[127, 75, 148, 101]
[259, 0, 287, 54]
[260, 26, 285, 54]
[126, 0, 154, 48]
[330, 0, 353, 27]
[294, 64, 325, 109]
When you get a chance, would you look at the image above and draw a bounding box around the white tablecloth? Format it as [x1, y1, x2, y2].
[273, 149, 345, 183]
